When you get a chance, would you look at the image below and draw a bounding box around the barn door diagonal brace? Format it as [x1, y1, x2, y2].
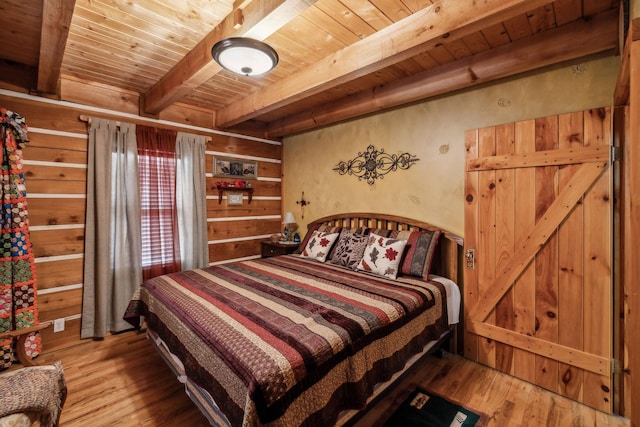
[467, 160, 610, 323]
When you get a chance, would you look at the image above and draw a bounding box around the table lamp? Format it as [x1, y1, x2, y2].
[282, 212, 296, 241]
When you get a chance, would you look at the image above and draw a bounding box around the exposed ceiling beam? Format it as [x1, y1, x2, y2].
[267, 9, 619, 137]
[37, 0, 76, 94]
[214, 0, 557, 128]
[142, 0, 318, 116]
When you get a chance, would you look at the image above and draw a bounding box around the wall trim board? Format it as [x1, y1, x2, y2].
[0, 89, 280, 145]
[23, 160, 87, 169]
[208, 215, 282, 222]
[38, 283, 83, 295]
[206, 150, 282, 161]
[208, 235, 274, 245]
[28, 127, 87, 139]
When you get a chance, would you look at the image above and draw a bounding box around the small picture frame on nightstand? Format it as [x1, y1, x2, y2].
[227, 193, 243, 206]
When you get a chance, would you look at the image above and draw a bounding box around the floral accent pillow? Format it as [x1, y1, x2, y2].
[300, 231, 340, 262]
[330, 234, 369, 269]
[356, 233, 408, 279]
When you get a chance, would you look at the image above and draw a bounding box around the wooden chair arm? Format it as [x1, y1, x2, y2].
[0, 322, 52, 366]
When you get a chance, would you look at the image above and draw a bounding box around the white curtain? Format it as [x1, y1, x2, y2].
[81, 118, 142, 339]
[176, 132, 209, 269]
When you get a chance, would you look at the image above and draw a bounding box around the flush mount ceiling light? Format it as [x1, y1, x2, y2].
[211, 37, 279, 76]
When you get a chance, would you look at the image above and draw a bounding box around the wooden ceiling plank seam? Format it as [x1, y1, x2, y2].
[444, 38, 474, 60]
[280, 14, 345, 57]
[369, 0, 413, 22]
[74, 0, 226, 50]
[265, 9, 618, 137]
[553, 0, 583, 26]
[64, 32, 186, 72]
[70, 7, 195, 57]
[217, 0, 559, 128]
[398, 0, 435, 13]
[143, 0, 233, 26]
[68, 15, 191, 64]
[142, 0, 319, 116]
[61, 51, 166, 86]
[480, 22, 512, 48]
[338, 0, 394, 30]
[502, 13, 535, 41]
[301, 5, 361, 46]
[37, 0, 76, 94]
[314, 0, 377, 39]
[526, 3, 558, 34]
[461, 32, 493, 55]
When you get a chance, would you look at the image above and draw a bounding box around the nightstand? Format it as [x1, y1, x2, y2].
[261, 241, 299, 258]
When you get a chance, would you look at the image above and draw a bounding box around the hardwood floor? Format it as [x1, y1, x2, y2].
[34, 331, 628, 427]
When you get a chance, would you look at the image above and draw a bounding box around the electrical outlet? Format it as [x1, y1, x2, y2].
[53, 318, 65, 333]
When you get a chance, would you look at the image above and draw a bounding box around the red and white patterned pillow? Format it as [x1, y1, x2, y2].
[300, 231, 340, 262]
[356, 233, 408, 279]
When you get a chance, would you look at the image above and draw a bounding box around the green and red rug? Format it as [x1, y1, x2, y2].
[384, 387, 489, 427]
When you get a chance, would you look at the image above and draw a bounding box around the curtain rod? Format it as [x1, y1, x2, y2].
[79, 114, 212, 142]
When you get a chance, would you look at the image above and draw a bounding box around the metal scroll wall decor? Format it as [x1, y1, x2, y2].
[333, 144, 419, 185]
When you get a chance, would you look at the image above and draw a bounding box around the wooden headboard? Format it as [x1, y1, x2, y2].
[308, 213, 464, 284]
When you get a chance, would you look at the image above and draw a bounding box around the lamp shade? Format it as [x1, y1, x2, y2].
[211, 37, 278, 76]
[282, 212, 296, 224]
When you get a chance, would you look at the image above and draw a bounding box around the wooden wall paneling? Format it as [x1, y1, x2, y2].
[477, 126, 497, 368]
[24, 180, 87, 194]
[208, 240, 263, 263]
[208, 134, 282, 160]
[557, 111, 586, 402]
[30, 228, 85, 258]
[512, 119, 537, 384]
[26, 131, 88, 151]
[39, 319, 81, 352]
[23, 164, 87, 182]
[34, 258, 83, 290]
[37, 288, 83, 320]
[206, 199, 282, 217]
[24, 144, 88, 164]
[533, 115, 560, 393]
[582, 107, 613, 412]
[158, 102, 215, 129]
[494, 123, 516, 374]
[463, 129, 479, 360]
[61, 78, 140, 115]
[27, 198, 86, 226]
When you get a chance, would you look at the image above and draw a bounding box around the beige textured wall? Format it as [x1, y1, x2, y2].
[282, 54, 620, 237]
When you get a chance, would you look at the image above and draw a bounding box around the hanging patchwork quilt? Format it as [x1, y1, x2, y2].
[0, 108, 40, 370]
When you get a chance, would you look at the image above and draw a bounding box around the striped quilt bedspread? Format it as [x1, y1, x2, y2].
[124, 254, 449, 426]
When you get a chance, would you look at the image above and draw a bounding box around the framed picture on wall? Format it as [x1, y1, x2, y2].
[213, 156, 258, 179]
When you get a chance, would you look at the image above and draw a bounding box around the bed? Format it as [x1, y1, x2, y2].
[124, 213, 463, 426]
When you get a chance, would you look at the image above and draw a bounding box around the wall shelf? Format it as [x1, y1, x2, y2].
[216, 185, 254, 204]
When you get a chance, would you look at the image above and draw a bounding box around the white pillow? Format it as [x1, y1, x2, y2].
[357, 233, 408, 279]
[300, 231, 340, 262]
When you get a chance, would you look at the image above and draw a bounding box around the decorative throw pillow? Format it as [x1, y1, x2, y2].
[294, 223, 341, 254]
[400, 230, 441, 278]
[300, 231, 340, 262]
[328, 227, 367, 260]
[330, 234, 369, 269]
[356, 233, 408, 279]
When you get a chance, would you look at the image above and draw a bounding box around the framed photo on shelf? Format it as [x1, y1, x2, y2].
[227, 193, 244, 206]
[213, 156, 258, 179]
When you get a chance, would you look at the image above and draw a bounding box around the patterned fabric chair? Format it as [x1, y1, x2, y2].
[0, 362, 66, 427]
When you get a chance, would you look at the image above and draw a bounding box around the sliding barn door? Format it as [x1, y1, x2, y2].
[463, 107, 613, 413]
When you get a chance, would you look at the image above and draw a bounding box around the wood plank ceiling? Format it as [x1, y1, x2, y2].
[0, 0, 620, 138]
